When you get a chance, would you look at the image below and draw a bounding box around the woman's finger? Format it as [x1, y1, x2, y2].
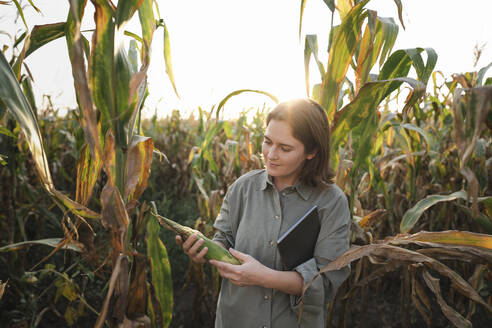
[196, 245, 208, 259]
[182, 234, 197, 251]
[175, 235, 183, 245]
[191, 246, 208, 264]
[188, 237, 204, 255]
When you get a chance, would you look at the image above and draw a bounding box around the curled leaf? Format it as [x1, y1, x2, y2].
[124, 135, 154, 202]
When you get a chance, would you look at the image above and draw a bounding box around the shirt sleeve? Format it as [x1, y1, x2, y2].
[289, 189, 351, 316]
[213, 185, 236, 250]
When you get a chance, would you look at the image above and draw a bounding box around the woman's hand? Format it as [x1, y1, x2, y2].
[210, 248, 304, 295]
[176, 234, 208, 264]
[209, 248, 272, 287]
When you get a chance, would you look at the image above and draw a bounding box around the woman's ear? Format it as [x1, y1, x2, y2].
[306, 150, 317, 160]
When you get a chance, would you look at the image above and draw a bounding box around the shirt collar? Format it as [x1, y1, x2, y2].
[257, 169, 312, 201]
[258, 170, 274, 190]
[293, 180, 312, 201]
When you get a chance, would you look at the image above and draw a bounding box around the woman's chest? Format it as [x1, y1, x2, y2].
[234, 189, 316, 267]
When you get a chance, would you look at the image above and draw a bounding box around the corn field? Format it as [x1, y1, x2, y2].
[0, 0, 491, 327]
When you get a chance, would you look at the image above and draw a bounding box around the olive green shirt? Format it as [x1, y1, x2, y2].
[213, 169, 350, 328]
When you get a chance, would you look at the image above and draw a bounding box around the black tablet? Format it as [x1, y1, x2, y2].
[277, 205, 320, 270]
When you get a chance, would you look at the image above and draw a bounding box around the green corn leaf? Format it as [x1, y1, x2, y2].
[24, 22, 66, 58]
[0, 238, 83, 253]
[354, 10, 377, 90]
[298, 0, 335, 40]
[11, 0, 28, 30]
[21, 75, 37, 114]
[476, 61, 492, 86]
[114, 1, 148, 144]
[404, 47, 438, 85]
[1, 42, 100, 220]
[162, 21, 179, 98]
[65, 0, 87, 56]
[138, 0, 155, 48]
[378, 49, 412, 98]
[127, 78, 147, 141]
[322, 0, 335, 12]
[454, 204, 492, 234]
[0, 50, 53, 190]
[89, 0, 122, 146]
[13, 22, 67, 77]
[330, 77, 425, 169]
[204, 149, 219, 176]
[392, 0, 405, 29]
[0, 126, 15, 138]
[356, 15, 399, 89]
[312, 83, 322, 103]
[304, 34, 325, 96]
[11, 31, 26, 50]
[124, 30, 144, 44]
[400, 191, 492, 233]
[320, 0, 368, 120]
[0, 53, 101, 219]
[75, 143, 103, 206]
[337, 0, 355, 20]
[215, 89, 278, 120]
[125, 0, 154, 146]
[400, 122, 430, 153]
[128, 39, 139, 72]
[114, 39, 134, 128]
[115, 2, 147, 138]
[116, 0, 144, 28]
[124, 36, 149, 143]
[146, 205, 173, 328]
[378, 17, 399, 67]
[26, 0, 41, 13]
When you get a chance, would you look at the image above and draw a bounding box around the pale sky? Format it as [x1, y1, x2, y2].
[1, 0, 491, 119]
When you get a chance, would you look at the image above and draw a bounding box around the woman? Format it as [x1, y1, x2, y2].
[177, 98, 350, 327]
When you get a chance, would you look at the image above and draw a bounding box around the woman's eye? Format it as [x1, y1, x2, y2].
[281, 147, 291, 152]
[263, 139, 272, 144]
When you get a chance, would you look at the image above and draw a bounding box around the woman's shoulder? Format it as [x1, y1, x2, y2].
[225, 169, 266, 194]
[231, 169, 266, 187]
[315, 182, 349, 207]
[316, 182, 345, 197]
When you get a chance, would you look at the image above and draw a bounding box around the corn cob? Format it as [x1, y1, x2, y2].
[151, 211, 241, 265]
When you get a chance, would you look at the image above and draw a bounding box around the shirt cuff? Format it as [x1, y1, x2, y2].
[289, 258, 324, 316]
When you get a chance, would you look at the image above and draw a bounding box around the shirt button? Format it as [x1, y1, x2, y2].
[274, 215, 280, 219]
[269, 240, 274, 246]
[262, 326, 268, 328]
[264, 295, 269, 300]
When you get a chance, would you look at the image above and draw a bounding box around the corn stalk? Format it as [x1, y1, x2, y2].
[0, 0, 178, 326]
[299, 1, 491, 327]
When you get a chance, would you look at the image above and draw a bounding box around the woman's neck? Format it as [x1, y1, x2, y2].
[273, 176, 299, 191]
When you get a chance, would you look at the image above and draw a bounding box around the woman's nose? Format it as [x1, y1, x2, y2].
[268, 146, 279, 159]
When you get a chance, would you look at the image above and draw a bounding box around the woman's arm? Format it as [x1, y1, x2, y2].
[210, 248, 304, 296]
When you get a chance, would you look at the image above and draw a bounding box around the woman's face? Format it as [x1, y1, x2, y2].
[262, 119, 314, 187]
